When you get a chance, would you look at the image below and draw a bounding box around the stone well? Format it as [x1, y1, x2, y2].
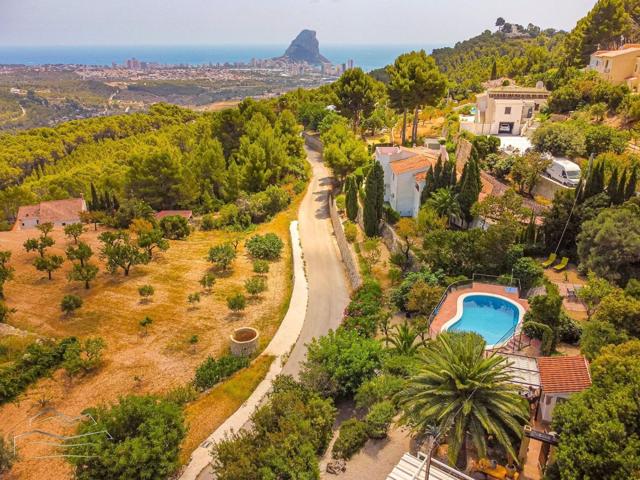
[230, 327, 259, 357]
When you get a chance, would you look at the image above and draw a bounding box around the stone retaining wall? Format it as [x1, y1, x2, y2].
[328, 193, 363, 290]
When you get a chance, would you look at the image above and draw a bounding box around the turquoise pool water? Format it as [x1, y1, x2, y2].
[447, 294, 521, 346]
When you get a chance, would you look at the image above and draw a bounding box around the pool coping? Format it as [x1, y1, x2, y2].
[440, 292, 526, 350]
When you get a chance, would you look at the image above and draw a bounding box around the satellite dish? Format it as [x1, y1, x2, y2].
[535, 80, 545, 89]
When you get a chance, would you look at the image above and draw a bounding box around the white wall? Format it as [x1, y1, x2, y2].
[539, 392, 570, 423]
[391, 171, 423, 217]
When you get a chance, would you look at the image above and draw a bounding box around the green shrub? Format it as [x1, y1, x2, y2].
[332, 418, 369, 459]
[244, 186, 291, 223]
[0, 435, 15, 474]
[205, 204, 251, 231]
[138, 284, 155, 300]
[68, 395, 185, 480]
[245, 233, 284, 260]
[344, 221, 357, 242]
[62, 337, 106, 377]
[159, 215, 190, 239]
[227, 292, 247, 312]
[252, 259, 270, 274]
[0, 302, 11, 323]
[365, 401, 396, 439]
[199, 273, 216, 291]
[61, 294, 82, 315]
[208, 243, 237, 271]
[0, 337, 77, 404]
[200, 213, 216, 231]
[558, 312, 582, 344]
[193, 355, 250, 391]
[355, 375, 405, 409]
[164, 384, 198, 405]
[383, 204, 400, 225]
[336, 194, 346, 211]
[187, 292, 201, 305]
[245, 276, 267, 296]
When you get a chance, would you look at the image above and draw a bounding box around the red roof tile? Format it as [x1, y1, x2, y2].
[16, 198, 86, 223]
[415, 171, 427, 182]
[155, 210, 193, 220]
[390, 156, 431, 175]
[537, 355, 591, 394]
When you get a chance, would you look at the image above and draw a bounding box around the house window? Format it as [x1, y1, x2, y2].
[504, 107, 512, 115]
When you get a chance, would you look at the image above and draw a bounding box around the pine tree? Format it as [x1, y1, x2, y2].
[363, 161, 384, 237]
[345, 175, 359, 222]
[626, 165, 638, 201]
[225, 160, 242, 201]
[606, 167, 619, 205]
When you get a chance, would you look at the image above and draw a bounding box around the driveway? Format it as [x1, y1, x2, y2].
[281, 145, 350, 376]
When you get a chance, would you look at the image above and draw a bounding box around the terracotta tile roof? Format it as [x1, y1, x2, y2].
[415, 171, 427, 182]
[155, 210, 193, 220]
[16, 198, 86, 223]
[390, 155, 431, 175]
[537, 355, 591, 394]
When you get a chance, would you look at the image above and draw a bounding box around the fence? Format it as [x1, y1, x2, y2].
[328, 191, 363, 290]
[427, 278, 473, 338]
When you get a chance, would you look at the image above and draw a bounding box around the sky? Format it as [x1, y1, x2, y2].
[1, 0, 596, 46]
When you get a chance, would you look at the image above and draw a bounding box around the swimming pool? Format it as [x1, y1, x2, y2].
[442, 293, 525, 348]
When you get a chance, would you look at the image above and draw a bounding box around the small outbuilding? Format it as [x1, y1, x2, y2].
[537, 355, 591, 423]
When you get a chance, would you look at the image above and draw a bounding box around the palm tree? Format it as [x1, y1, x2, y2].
[388, 321, 420, 356]
[396, 332, 528, 468]
[426, 188, 461, 226]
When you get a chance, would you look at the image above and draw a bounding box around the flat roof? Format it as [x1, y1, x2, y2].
[387, 453, 474, 480]
[594, 47, 640, 58]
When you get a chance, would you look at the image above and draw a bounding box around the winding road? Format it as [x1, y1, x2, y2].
[189, 144, 350, 480]
[281, 145, 350, 376]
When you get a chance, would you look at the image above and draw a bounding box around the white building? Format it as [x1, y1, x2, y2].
[15, 198, 87, 230]
[375, 146, 437, 218]
[460, 85, 549, 136]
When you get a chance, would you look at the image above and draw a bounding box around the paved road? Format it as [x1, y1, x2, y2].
[281, 145, 350, 376]
[192, 146, 350, 480]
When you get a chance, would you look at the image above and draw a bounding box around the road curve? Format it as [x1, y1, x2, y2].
[281, 145, 350, 375]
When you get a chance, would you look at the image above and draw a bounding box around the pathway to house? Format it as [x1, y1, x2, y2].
[183, 145, 350, 480]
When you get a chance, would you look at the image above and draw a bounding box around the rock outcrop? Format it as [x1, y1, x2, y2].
[278, 30, 329, 65]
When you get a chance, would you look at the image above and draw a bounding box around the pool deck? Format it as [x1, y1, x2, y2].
[430, 282, 529, 338]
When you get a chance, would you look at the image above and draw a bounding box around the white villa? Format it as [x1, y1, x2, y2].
[460, 85, 549, 136]
[375, 146, 440, 218]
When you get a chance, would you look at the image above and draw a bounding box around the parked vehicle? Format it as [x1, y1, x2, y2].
[545, 158, 581, 187]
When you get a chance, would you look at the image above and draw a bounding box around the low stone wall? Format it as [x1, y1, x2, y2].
[303, 132, 323, 153]
[328, 193, 363, 290]
[380, 221, 420, 272]
[532, 175, 572, 201]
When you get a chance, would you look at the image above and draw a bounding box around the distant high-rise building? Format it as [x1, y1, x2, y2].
[347, 59, 354, 69]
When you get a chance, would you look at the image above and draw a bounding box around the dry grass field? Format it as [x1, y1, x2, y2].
[0, 198, 298, 479]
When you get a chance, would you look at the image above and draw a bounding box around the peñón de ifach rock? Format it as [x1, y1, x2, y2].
[278, 30, 330, 65]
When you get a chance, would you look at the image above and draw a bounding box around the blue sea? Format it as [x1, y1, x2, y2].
[0, 44, 447, 72]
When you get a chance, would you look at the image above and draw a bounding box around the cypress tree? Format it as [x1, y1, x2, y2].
[606, 168, 619, 205]
[345, 175, 359, 222]
[433, 156, 443, 190]
[421, 165, 435, 203]
[626, 166, 638, 200]
[440, 160, 453, 190]
[112, 193, 120, 211]
[90, 183, 100, 211]
[490, 58, 498, 80]
[458, 157, 481, 223]
[614, 168, 628, 205]
[363, 161, 384, 236]
[449, 161, 457, 187]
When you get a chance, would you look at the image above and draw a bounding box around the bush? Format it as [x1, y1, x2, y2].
[355, 375, 405, 409]
[332, 418, 369, 459]
[62, 337, 106, 377]
[301, 328, 383, 398]
[0, 302, 11, 323]
[558, 312, 582, 344]
[245, 276, 267, 296]
[200, 213, 216, 231]
[227, 292, 247, 312]
[164, 384, 198, 405]
[208, 243, 237, 271]
[344, 221, 358, 242]
[61, 294, 82, 315]
[243, 186, 291, 223]
[199, 272, 215, 291]
[0, 436, 15, 474]
[68, 395, 185, 480]
[0, 337, 77, 404]
[159, 215, 190, 240]
[336, 194, 346, 211]
[138, 284, 155, 300]
[512, 256, 544, 292]
[193, 355, 250, 391]
[252, 259, 270, 274]
[365, 401, 396, 439]
[188, 292, 201, 305]
[383, 203, 400, 225]
[203, 204, 251, 231]
[245, 233, 284, 260]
